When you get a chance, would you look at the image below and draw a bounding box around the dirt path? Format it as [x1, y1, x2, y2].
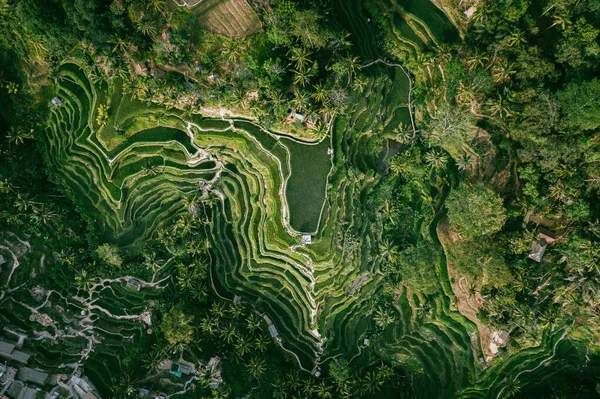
[437, 221, 495, 360]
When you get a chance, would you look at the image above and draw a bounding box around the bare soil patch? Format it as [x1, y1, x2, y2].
[437, 221, 495, 360]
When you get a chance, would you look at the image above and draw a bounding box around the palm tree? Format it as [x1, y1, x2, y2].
[292, 91, 310, 112]
[424, 149, 448, 171]
[144, 253, 162, 272]
[210, 302, 227, 319]
[506, 30, 526, 47]
[465, 52, 489, 71]
[393, 123, 414, 144]
[312, 83, 329, 104]
[292, 69, 312, 88]
[254, 334, 271, 353]
[373, 307, 395, 328]
[492, 63, 515, 84]
[285, 370, 302, 390]
[456, 152, 474, 171]
[6, 127, 34, 145]
[456, 81, 476, 105]
[199, 317, 217, 335]
[246, 357, 266, 380]
[361, 371, 383, 394]
[143, 349, 165, 371]
[341, 55, 360, 84]
[549, 12, 571, 30]
[74, 270, 94, 292]
[288, 47, 312, 72]
[379, 239, 399, 263]
[35, 204, 58, 225]
[314, 382, 332, 399]
[234, 335, 252, 357]
[245, 313, 262, 334]
[146, 0, 166, 15]
[110, 35, 128, 54]
[219, 323, 238, 344]
[488, 95, 512, 118]
[228, 303, 244, 319]
[136, 20, 157, 37]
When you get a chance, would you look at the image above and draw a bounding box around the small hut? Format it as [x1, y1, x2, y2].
[301, 234, 312, 245]
[51, 97, 63, 107]
[126, 279, 142, 292]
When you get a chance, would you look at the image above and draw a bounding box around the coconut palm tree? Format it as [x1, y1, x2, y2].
[314, 382, 332, 399]
[245, 313, 262, 334]
[246, 357, 266, 380]
[288, 47, 312, 72]
[210, 302, 227, 319]
[341, 55, 360, 84]
[424, 149, 448, 171]
[143, 253, 162, 272]
[146, 0, 166, 15]
[361, 371, 383, 394]
[136, 20, 157, 37]
[506, 30, 526, 47]
[199, 317, 217, 335]
[219, 323, 238, 344]
[292, 69, 312, 88]
[74, 270, 94, 292]
[466, 52, 489, 71]
[492, 63, 515, 84]
[254, 335, 271, 353]
[6, 127, 33, 145]
[373, 307, 395, 328]
[312, 83, 329, 104]
[379, 239, 399, 263]
[456, 152, 474, 171]
[234, 334, 252, 357]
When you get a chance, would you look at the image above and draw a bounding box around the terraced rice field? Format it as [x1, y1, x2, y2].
[176, 0, 262, 37]
[39, 52, 586, 396]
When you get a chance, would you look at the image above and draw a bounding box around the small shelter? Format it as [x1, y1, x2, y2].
[207, 72, 220, 83]
[268, 324, 279, 339]
[287, 109, 305, 123]
[464, 6, 477, 18]
[528, 239, 548, 262]
[233, 295, 242, 305]
[126, 279, 142, 292]
[363, 338, 370, 346]
[301, 234, 312, 245]
[0, 255, 6, 266]
[51, 97, 63, 107]
[492, 330, 509, 347]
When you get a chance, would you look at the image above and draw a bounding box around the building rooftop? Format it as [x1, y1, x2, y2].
[528, 238, 548, 262]
[126, 279, 141, 291]
[0, 340, 31, 364]
[0, 254, 6, 265]
[51, 97, 63, 107]
[268, 324, 279, 338]
[301, 234, 312, 245]
[233, 295, 241, 304]
[17, 367, 49, 386]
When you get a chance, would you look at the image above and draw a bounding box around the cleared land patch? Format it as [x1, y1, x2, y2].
[178, 0, 262, 38]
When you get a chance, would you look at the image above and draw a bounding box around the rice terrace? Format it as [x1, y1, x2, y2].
[1, 0, 600, 398]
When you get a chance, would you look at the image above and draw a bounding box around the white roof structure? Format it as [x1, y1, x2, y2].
[301, 234, 312, 245]
[363, 338, 370, 346]
[268, 324, 279, 338]
[233, 295, 241, 304]
[51, 97, 63, 106]
[0, 255, 6, 265]
[464, 6, 477, 18]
